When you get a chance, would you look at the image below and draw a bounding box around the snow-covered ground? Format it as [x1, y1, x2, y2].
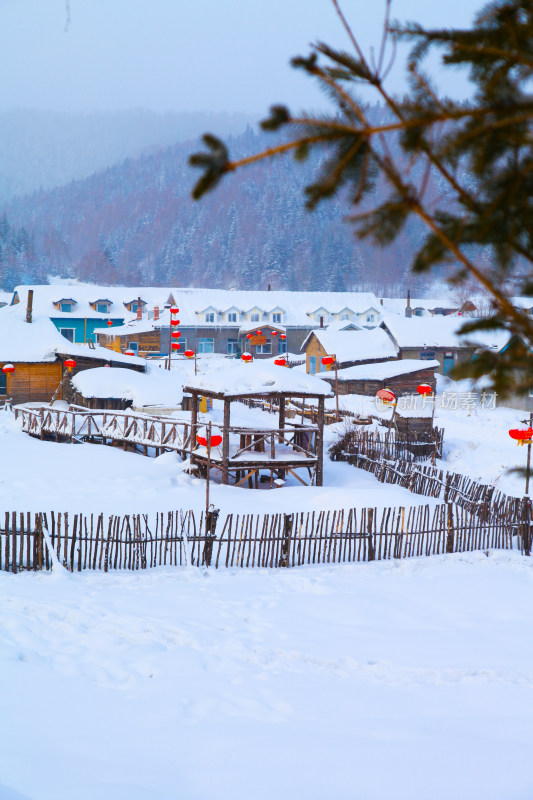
[2, 552, 533, 800]
[2, 380, 533, 800]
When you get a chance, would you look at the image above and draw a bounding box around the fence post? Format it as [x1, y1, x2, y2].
[446, 503, 455, 553]
[279, 513, 293, 567]
[203, 508, 219, 567]
[521, 498, 532, 556]
[443, 473, 452, 504]
[367, 508, 375, 561]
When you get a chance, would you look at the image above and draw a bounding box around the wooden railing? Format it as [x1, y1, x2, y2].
[16, 405, 319, 462]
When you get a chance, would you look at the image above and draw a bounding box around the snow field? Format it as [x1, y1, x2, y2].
[1, 552, 533, 800]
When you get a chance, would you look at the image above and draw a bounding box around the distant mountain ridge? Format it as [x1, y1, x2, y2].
[0, 108, 256, 202]
[1, 121, 441, 294]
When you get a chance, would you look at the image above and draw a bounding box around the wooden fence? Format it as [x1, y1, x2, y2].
[337, 450, 522, 520]
[1, 500, 530, 574]
[330, 426, 444, 463]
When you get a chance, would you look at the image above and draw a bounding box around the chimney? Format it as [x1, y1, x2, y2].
[319, 315, 324, 328]
[136, 296, 142, 320]
[154, 306, 159, 321]
[380, 298, 383, 306]
[405, 289, 412, 318]
[26, 289, 33, 323]
[267, 283, 271, 291]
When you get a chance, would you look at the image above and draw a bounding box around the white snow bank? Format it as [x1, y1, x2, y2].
[71, 366, 184, 407]
[2, 552, 533, 800]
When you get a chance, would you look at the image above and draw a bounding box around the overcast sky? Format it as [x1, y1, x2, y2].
[1, 0, 485, 114]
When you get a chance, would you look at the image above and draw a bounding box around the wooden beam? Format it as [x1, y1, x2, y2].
[222, 398, 231, 485]
[286, 467, 308, 487]
[234, 468, 259, 488]
[316, 396, 325, 487]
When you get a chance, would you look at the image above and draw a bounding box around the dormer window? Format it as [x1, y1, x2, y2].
[272, 313, 282, 323]
[91, 299, 112, 314]
[205, 312, 215, 323]
[228, 312, 237, 323]
[54, 297, 77, 313]
[251, 313, 260, 322]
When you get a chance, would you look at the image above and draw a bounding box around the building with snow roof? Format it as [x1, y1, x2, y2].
[10, 284, 382, 358]
[0, 303, 145, 405]
[302, 327, 398, 374]
[379, 315, 508, 375]
[322, 358, 439, 397]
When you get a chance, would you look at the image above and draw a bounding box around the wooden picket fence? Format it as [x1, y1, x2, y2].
[339, 450, 521, 519]
[0, 500, 530, 574]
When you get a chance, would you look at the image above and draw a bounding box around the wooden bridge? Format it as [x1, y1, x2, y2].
[16, 404, 321, 486]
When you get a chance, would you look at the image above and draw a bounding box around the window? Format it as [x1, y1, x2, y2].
[60, 303, 72, 313]
[420, 350, 436, 360]
[251, 313, 260, 322]
[278, 339, 287, 354]
[205, 312, 215, 323]
[272, 313, 282, 323]
[228, 313, 237, 323]
[97, 303, 109, 314]
[342, 313, 350, 321]
[309, 356, 317, 373]
[256, 338, 272, 354]
[0, 372, 6, 395]
[198, 337, 214, 354]
[59, 328, 75, 342]
[366, 314, 375, 323]
[127, 342, 139, 353]
[227, 338, 240, 354]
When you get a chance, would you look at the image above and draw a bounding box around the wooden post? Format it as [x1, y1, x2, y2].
[190, 391, 198, 453]
[316, 396, 325, 487]
[221, 398, 230, 485]
[206, 421, 212, 514]
[446, 503, 455, 553]
[279, 513, 293, 567]
[278, 394, 285, 442]
[334, 361, 340, 422]
[526, 412, 533, 495]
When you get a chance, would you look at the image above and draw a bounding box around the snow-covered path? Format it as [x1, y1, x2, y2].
[1, 552, 533, 800]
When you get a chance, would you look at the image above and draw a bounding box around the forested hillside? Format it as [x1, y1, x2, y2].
[2, 119, 447, 293]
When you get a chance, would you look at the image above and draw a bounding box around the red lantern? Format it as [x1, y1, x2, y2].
[184, 349, 194, 359]
[246, 333, 252, 339]
[171, 331, 181, 338]
[106, 319, 113, 327]
[274, 358, 287, 366]
[417, 383, 432, 396]
[509, 428, 533, 445]
[280, 334, 286, 340]
[170, 319, 180, 326]
[241, 352, 253, 363]
[2, 364, 14, 374]
[256, 330, 262, 335]
[321, 355, 335, 366]
[124, 350, 135, 357]
[64, 358, 77, 371]
[169, 307, 179, 314]
[196, 432, 223, 448]
[377, 388, 396, 405]
[171, 342, 181, 350]
[272, 330, 278, 336]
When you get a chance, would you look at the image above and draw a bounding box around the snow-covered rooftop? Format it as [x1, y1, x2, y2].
[334, 359, 440, 381]
[184, 361, 333, 398]
[0, 305, 146, 366]
[72, 366, 184, 407]
[12, 284, 382, 327]
[381, 315, 509, 350]
[302, 327, 398, 362]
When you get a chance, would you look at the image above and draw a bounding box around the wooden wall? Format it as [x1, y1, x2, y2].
[7, 363, 63, 405]
[331, 367, 437, 397]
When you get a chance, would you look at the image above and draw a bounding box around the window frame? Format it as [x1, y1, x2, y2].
[198, 337, 214, 354]
[59, 327, 75, 343]
[256, 338, 272, 355]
